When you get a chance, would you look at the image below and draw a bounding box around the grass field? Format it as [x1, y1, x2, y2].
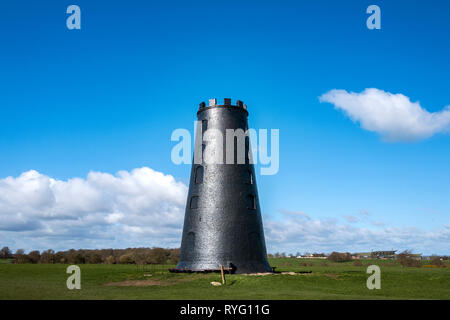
[0, 258, 449, 299]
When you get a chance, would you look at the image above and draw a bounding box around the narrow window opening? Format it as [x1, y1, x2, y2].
[195, 166, 204, 184]
[190, 196, 199, 209]
[247, 194, 256, 210]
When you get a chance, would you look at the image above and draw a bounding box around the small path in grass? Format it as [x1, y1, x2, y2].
[104, 274, 205, 287]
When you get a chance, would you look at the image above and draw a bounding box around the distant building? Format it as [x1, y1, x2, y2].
[299, 253, 327, 259]
[312, 253, 327, 258]
[352, 250, 397, 259]
[352, 252, 372, 259]
[372, 250, 396, 259]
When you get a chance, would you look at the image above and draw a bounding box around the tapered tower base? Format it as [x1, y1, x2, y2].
[175, 98, 272, 274]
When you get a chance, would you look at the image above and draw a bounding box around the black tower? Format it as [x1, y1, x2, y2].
[176, 98, 272, 274]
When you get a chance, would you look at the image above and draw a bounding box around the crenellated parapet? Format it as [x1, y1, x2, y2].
[198, 98, 248, 111]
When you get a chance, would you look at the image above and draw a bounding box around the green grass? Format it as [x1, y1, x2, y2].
[0, 258, 449, 299]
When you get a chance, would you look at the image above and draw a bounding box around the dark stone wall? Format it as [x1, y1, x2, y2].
[176, 101, 272, 273]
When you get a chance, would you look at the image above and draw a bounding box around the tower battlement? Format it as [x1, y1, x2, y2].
[198, 98, 247, 111]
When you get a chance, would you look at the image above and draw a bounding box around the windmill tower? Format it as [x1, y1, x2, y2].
[175, 98, 272, 274]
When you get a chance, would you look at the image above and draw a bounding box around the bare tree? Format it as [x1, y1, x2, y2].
[40, 249, 55, 264]
[28, 250, 41, 264]
[119, 253, 134, 264]
[105, 255, 115, 264]
[14, 249, 31, 264]
[396, 250, 421, 267]
[168, 248, 180, 265]
[148, 248, 168, 264]
[327, 252, 352, 262]
[88, 252, 103, 264]
[430, 255, 443, 267]
[1, 247, 12, 259]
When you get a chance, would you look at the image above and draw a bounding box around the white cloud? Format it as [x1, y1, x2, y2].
[278, 208, 310, 220]
[319, 88, 450, 141]
[0, 167, 188, 251]
[371, 221, 385, 227]
[359, 208, 370, 216]
[264, 213, 450, 255]
[343, 215, 359, 223]
[1, 168, 448, 255]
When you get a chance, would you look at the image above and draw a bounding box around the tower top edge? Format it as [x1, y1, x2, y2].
[198, 98, 247, 110]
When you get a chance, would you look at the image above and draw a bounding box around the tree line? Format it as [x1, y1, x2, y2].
[0, 246, 180, 265]
[2, 246, 447, 265]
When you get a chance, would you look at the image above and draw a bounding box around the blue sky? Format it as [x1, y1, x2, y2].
[0, 1, 449, 254]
